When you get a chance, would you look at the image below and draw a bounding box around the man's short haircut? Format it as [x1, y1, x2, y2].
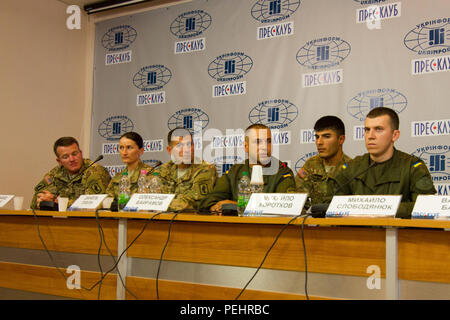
[314, 116, 345, 136]
[53, 137, 79, 157]
[245, 123, 270, 137]
[167, 127, 192, 145]
[120, 131, 144, 149]
[366, 107, 399, 130]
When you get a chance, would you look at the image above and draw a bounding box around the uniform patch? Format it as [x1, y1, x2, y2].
[89, 182, 102, 194]
[44, 175, 52, 185]
[415, 176, 434, 191]
[283, 173, 292, 178]
[342, 163, 348, 169]
[200, 183, 209, 195]
[413, 161, 423, 168]
[297, 168, 307, 179]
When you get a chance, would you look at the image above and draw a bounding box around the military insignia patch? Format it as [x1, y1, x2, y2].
[200, 184, 209, 195]
[297, 168, 306, 179]
[44, 175, 52, 185]
[413, 161, 423, 168]
[90, 182, 102, 194]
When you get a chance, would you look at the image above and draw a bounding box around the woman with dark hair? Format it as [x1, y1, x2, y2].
[106, 132, 153, 200]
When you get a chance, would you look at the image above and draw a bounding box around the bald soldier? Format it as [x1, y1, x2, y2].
[155, 128, 217, 212]
[199, 124, 296, 214]
[31, 137, 111, 209]
[334, 107, 436, 218]
[295, 116, 351, 209]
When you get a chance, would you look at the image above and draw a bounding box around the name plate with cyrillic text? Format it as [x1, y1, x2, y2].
[0, 195, 14, 208]
[244, 193, 307, 216]
[69, 194, 107, 211]
[412, 195, 450, 220]
[124, 194, 175, 212]
[326, 195, 402, 218]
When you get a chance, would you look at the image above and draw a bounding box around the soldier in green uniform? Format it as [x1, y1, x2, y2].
[31, 137, 111, 209]
[106, 132, 154, 199]
[155, 128, 217, 212]
[199, 124, 296, 214]
[334, 107, 436, 218]
[295, 116, 352, 209]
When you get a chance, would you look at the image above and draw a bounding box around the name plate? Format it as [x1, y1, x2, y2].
[244, 193, 307, 216]
[412, 195, 450, 220]
[326, 195, 402, 218]
[0, 195, 14, 208]
[124, 194, 175, 212]
[69, 194, 107, 211]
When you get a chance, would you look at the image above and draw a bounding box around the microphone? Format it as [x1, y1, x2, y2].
[39, 155, 104, 211]
[309, 160, 378, 218]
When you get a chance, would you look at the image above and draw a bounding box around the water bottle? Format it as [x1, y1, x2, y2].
[118, 171, 131, 210]
[149, 172, 162, 193]
[138, 169, 149, 193]
[237, 172, 251, 216]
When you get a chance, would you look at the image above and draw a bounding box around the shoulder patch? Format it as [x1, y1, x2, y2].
[283, 173, 292, 178]
[297, 168, 307, 179]
[44, 175, 52, 185]
[413, 161, 423, 168]
[200, 183, 209, 195]
[341, 163, 348, 170]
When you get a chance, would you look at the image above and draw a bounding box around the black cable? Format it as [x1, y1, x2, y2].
[94, 208, 138, 300]
[301, 214, 309, 300]
[155, 212, 179, 300]
[96, 212, 104, 300]
[234, 214, 305, 300]
[32, 207, 162, 296]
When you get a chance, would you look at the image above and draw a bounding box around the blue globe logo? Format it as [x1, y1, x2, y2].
[411, 145, 450, 181]
[251, 0, 301, 23]
[168, 108, 209, 133]
[170, 10, 212, 39]
[296, 37, 351, 70]
[249, 99, 298, 129]
[208, 52, 253, 82]
[347, 89, 407, 121]
[133, 65, 172, 92]
[101, 25, 137, 51]
[404, 19, 450, 54]
[98, 115, 134, 141]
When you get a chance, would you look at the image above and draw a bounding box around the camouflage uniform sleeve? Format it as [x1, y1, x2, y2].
[397, 159, 437, 219]
[30, 172, 57, 209]
[169, 164, 217, 212]
[84, 164, 112, 195]
[105, 173, 121, 200]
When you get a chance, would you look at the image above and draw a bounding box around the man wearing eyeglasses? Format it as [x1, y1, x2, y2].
[31, 137, 111, 209]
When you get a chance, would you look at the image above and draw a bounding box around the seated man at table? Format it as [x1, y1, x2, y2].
[295, 115, 352, 209]
[333, 107, 436, 218]
[199, 123, 296, 214]
[31, 137, 111, 209]
[155, 128, 217, 212]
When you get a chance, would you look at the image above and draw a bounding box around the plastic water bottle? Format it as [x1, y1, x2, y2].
[118, 171, 131, 210]
[138, 169, 148, 193]
[237, 172, 251, 216]
[149, 172, 162, 193]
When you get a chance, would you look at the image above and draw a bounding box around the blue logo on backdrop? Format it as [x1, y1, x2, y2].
[347, 88, 407, 121]
[208, 52, 253, 82]
[102, 25, 137, 51]
[133, 65, 172, 91]
[412, 145, 450, 184]
[170, 10, 212, 39]
[98, 115, 134, 141]
[168, 108, 209, 132]
[251, 0, 301, 23]
[248, 99, 298, 130]
[296, 37, 351, 70]
[294, 151, 318, 172]
[404, 18, 450, 55]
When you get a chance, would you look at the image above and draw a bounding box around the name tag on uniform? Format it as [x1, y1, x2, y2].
[0, 195, 14, 208]
[412, 195, 450, 220]
[69, 194, 107, 211]
[124, 194, 175, 212]
[326, 195, 402, 218]
[244, 193, 307, 216]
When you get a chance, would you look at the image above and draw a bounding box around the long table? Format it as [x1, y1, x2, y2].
[0, 209, 449, 300]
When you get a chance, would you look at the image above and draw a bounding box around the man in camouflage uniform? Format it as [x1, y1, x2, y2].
[200, 124, 296, 213]
[295, 116, 351, 209]
[334, 107, 436, 218]
[155, 128, 217, 212]
[31, 137, 111, 209]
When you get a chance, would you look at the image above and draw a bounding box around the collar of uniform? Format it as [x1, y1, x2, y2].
[55, 158, 90, 183]
[372, 148, 401, 186]
[126, 160, 146, 183]
[166, 160, 198, 182]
